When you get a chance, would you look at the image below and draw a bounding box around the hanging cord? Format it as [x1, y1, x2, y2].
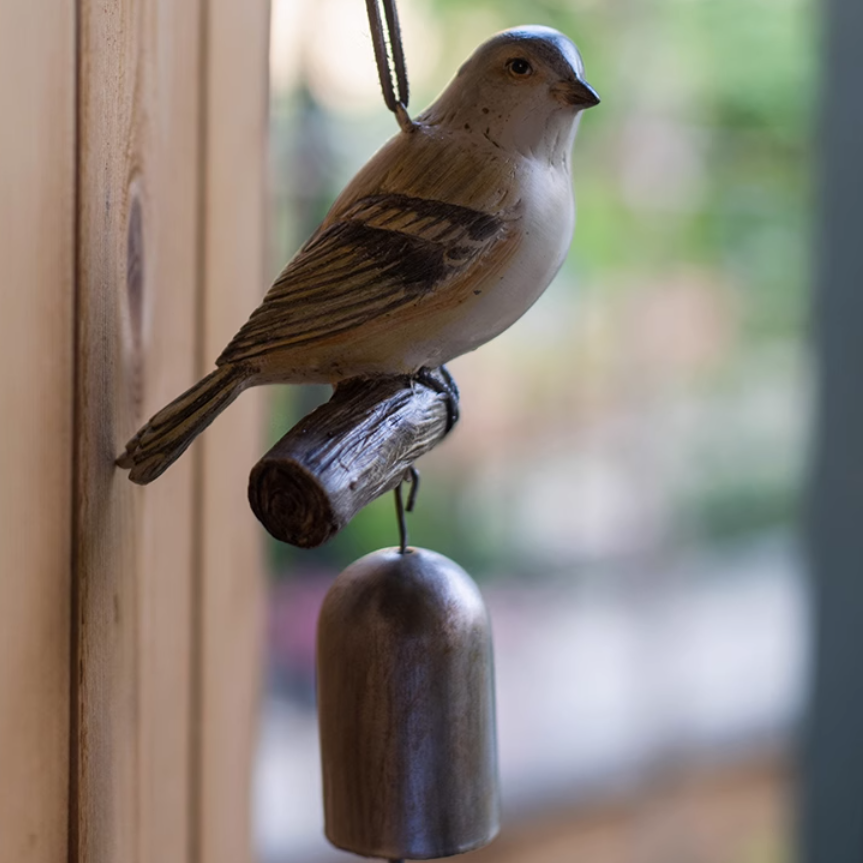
[365, 0, 414, 131]
[394, 467, 420, 553]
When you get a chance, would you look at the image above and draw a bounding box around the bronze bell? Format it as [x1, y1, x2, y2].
[317, 547, 500, 860]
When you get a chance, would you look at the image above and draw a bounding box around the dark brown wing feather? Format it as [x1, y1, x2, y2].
[217, 193, 507, 366]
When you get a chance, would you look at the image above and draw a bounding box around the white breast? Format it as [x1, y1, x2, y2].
[412, 157, 575, 367]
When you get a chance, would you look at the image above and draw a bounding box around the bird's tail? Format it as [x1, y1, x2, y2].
[117, 364, 251, 485]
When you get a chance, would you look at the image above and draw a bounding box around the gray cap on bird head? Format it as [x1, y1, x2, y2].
[462, 25, 600, 109]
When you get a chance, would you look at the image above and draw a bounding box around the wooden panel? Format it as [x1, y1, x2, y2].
[196, 1, 270, 861]
[74, 2, 203, 861]
[0, 3, 75, 861]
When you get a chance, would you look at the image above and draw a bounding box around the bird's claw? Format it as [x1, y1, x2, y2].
[414, 366, 460, 433]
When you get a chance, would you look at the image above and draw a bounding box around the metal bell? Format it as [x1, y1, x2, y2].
[317, 547, 500, 860]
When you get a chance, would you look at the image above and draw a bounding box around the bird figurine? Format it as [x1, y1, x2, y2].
[118, 25, 599, 484]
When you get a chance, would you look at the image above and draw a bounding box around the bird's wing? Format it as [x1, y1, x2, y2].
[217, 192, 511, 366]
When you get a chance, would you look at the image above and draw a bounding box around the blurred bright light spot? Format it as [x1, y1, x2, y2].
[269, 0, 305, 91]
[270, 0, 443, 113]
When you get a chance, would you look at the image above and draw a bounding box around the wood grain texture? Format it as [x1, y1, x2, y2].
[74, 1, 202, 861]
[249, 372, 457, 548]
[195, 2, 270, 862]
[0, 3, 75, 861]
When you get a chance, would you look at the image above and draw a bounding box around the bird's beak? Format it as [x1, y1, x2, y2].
[559, 77, 601, 109]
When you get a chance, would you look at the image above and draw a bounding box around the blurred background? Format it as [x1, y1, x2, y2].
[255, 0, 814, 860]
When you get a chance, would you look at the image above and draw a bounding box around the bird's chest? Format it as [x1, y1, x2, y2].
[448, 161, 575, 350]
[509, 162, 575, 295]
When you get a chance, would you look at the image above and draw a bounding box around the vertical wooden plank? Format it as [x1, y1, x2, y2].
[74, 1, 203, 861]
[197, 1, 270, 861]
[0, 3, 75, 861]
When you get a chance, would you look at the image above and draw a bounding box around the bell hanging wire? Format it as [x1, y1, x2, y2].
[394, 467, 420, 554]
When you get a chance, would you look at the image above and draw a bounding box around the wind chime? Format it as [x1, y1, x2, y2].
[306, 3, 499, 859]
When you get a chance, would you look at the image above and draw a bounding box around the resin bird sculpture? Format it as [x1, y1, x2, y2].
[118, 25, 600, 484]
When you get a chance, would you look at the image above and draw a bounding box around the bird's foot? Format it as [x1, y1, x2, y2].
[414, 365, 460, 433]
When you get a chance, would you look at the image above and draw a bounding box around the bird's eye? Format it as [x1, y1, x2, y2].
[506, 58, 533, 77]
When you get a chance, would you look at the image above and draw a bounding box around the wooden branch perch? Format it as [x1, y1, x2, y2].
[248, 370, 458, 548]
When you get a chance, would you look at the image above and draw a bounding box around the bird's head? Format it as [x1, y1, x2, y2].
[419, 26, 600, 162]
